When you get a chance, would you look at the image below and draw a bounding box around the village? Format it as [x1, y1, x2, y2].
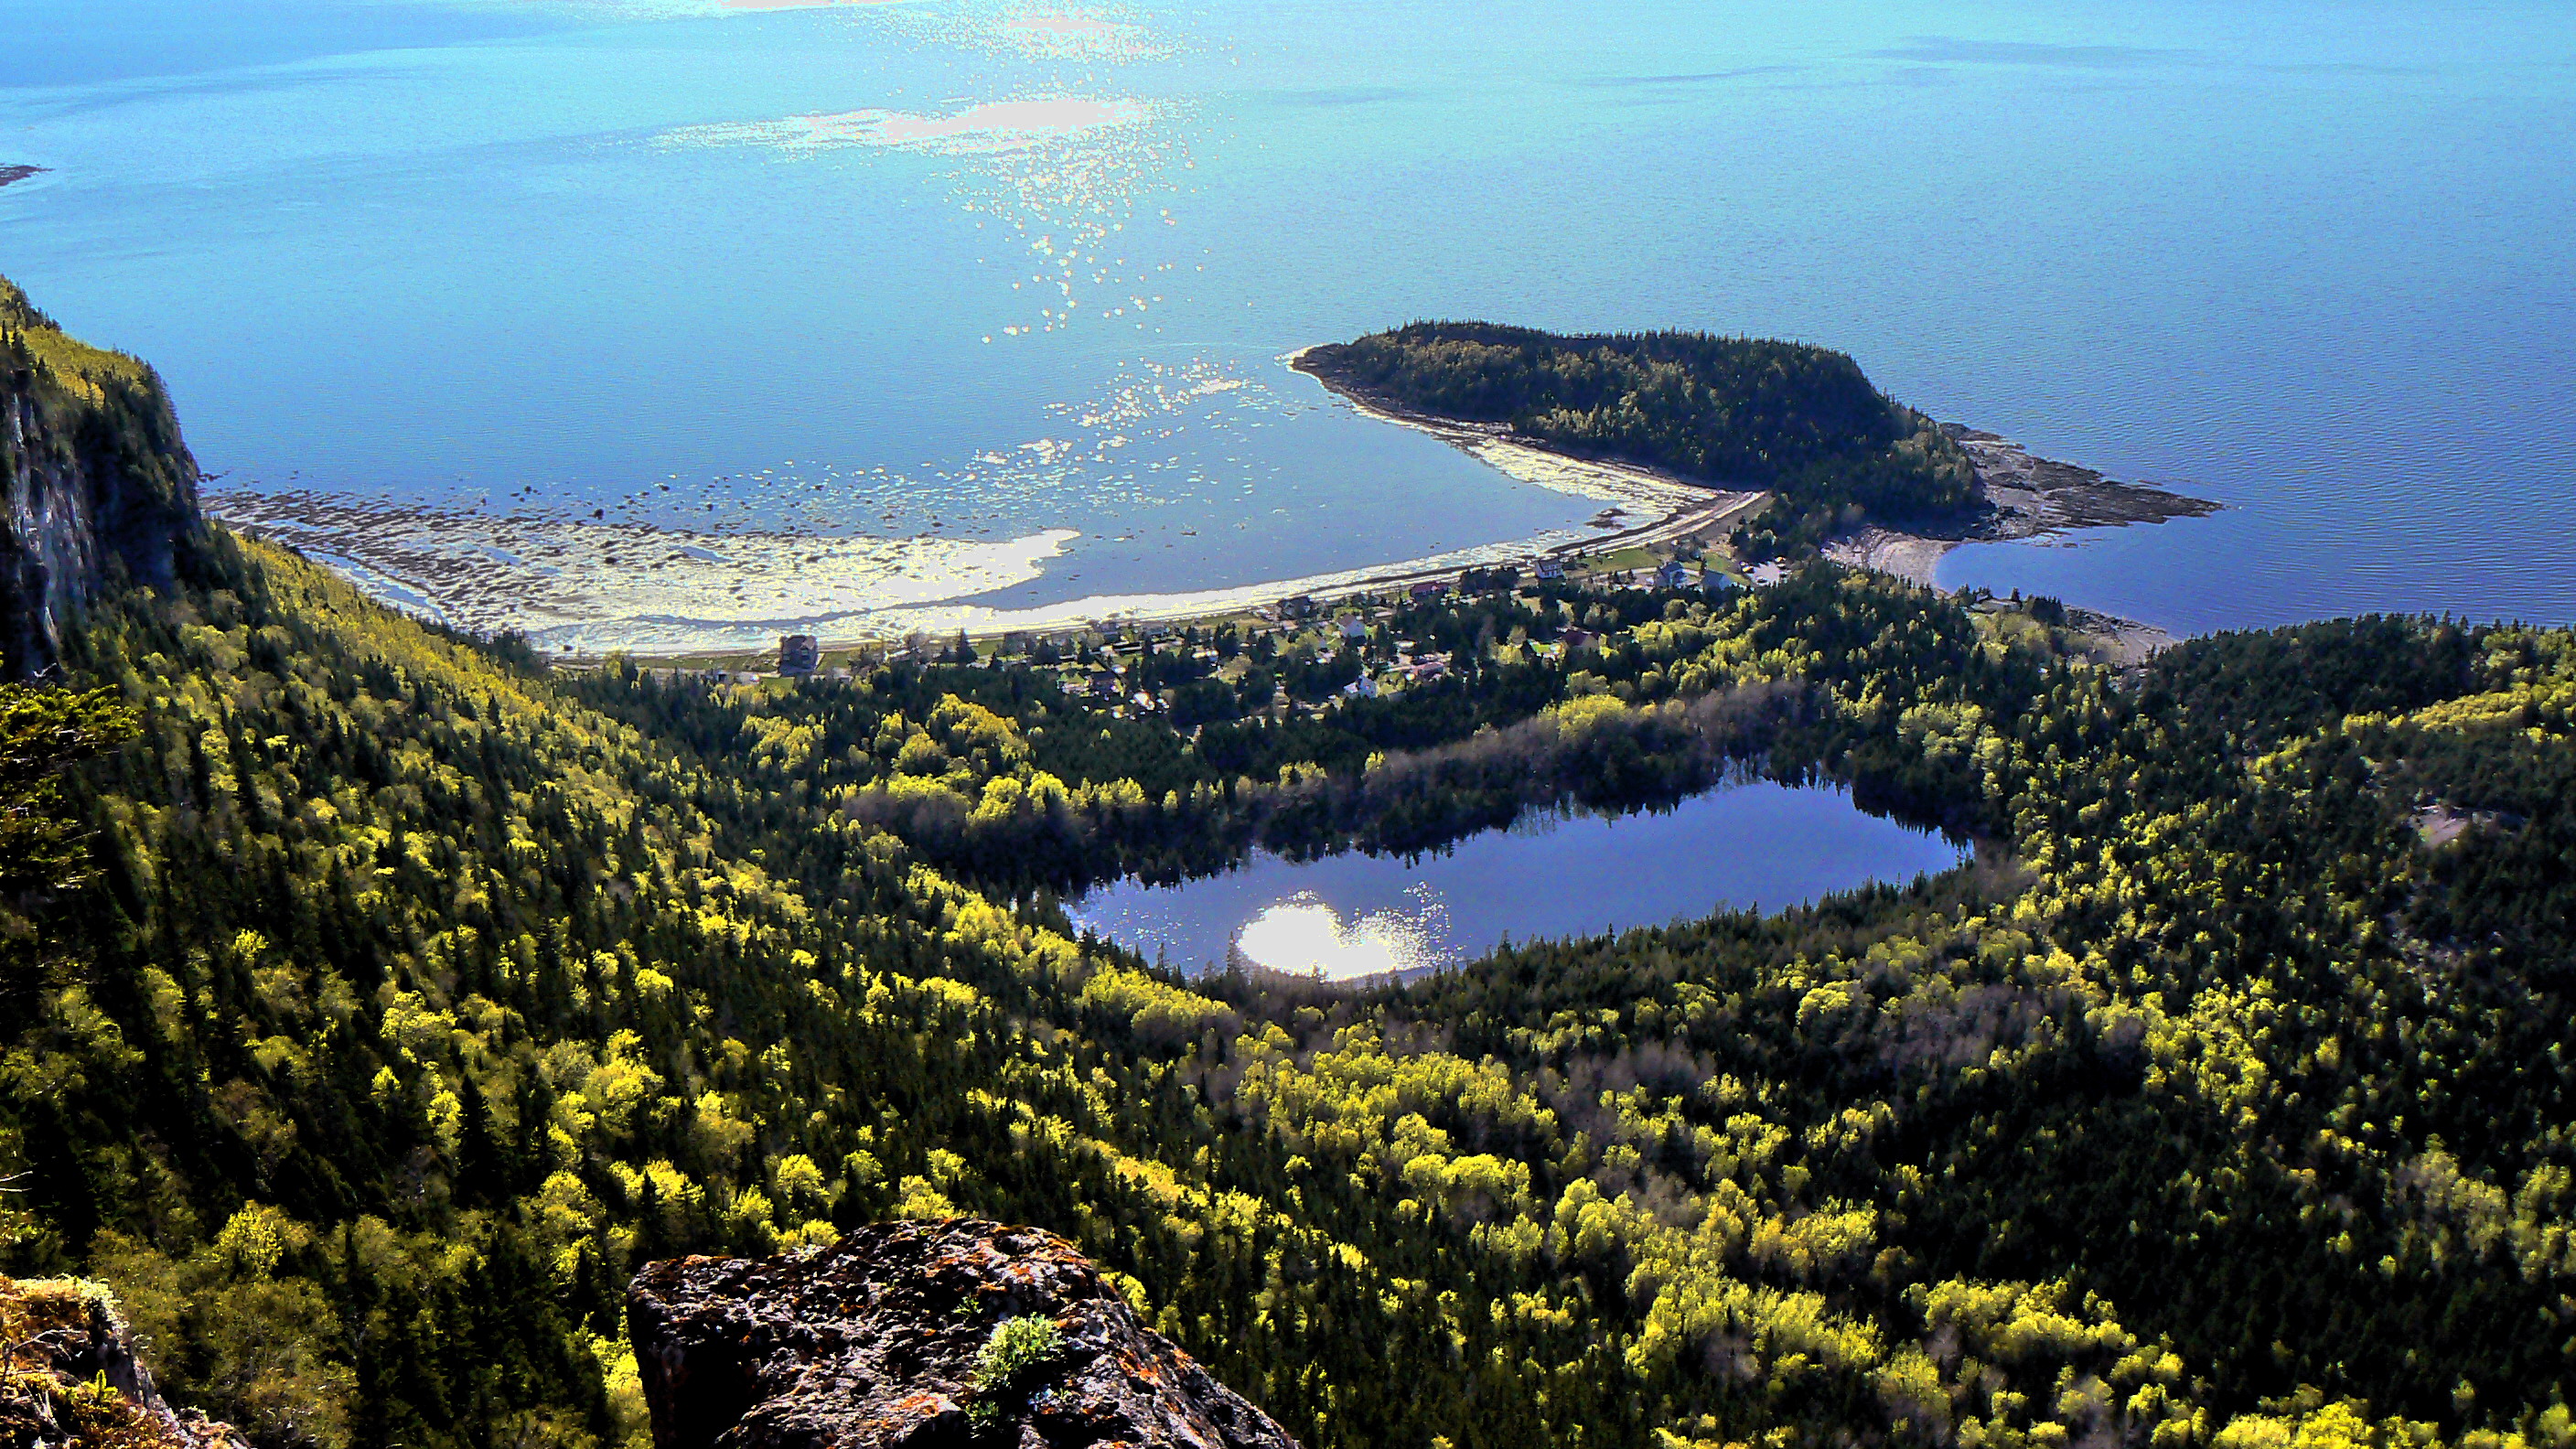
[606, 540, 1789, 723]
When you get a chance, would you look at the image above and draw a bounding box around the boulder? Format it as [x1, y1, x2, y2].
[628, 1218, 1301, 1449]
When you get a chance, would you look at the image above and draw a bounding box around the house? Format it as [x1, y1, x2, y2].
[1533, 558, 1566, 582]
[1088, 670, 1121, 699]
[1405, 653, 1450, 681]
[1280, 594, 1319, 620]
[1340, 676, 1379, 700]
[1339, 616, 1368, 640]
[777, 634, 821, 676]
[1409, 580, 1447, 603]
[1561, 627, 1596, 650]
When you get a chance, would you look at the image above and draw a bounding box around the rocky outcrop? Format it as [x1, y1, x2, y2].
[0, 275, 203, 677]
[628, 1219, 1301, 1449]
[0, 1275, 247, 1449]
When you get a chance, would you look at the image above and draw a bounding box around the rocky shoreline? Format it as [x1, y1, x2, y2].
[1825, 427, 2217, 587]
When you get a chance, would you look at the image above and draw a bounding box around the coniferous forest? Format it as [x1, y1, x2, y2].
[5, 289, 2576, 1449]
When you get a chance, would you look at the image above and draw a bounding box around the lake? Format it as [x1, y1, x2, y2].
[3, 0, 2571, 648]
[1065, 782, 1967, 980]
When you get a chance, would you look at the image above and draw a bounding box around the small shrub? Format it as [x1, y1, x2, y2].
[967, 1315, 1064, 1426]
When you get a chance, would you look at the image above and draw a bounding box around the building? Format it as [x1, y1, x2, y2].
[778, 634, 821, 676]
[1340, 676, 1379, 700]
[1280, 594, 1319, 620]
[1533, 558, 1566, 582]
[1409, 579, 1447, 603]
[1655, 561, 1695, 591]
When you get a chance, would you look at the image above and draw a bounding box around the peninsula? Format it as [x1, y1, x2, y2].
[1293, 320, 2215, 580]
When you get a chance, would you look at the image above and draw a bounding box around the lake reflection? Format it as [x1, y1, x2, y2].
[1067, 782, 1966, 981]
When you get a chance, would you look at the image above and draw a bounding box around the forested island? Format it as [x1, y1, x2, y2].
[5, 282, 2575, 1449]
[1295, 322, 1980, 553]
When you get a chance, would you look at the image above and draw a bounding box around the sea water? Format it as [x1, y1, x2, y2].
[1066, 781, 1967, 981]
[2, 0, 2571, 645]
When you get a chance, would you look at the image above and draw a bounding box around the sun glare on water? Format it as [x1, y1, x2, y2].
[1230, 889, 1458, 982]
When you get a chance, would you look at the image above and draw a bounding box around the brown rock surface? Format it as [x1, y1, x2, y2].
[628, 1219, 1302, 1449]
[0, 1275, 247, 1449]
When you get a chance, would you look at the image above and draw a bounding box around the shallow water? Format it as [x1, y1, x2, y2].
[1064, 782, 1967, 980]
[3, 0, 2571, 643]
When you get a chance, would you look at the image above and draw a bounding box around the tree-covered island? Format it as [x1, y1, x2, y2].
[1295, 322, 1978, 553]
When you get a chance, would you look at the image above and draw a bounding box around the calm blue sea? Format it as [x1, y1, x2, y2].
[3, 0, 2571, 636]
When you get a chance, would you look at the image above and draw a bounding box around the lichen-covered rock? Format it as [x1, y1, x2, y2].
[628, 1219, 1301, 1449]
[0, 1275, 248, 1449]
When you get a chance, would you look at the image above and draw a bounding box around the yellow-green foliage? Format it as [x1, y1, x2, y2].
[10, 525, 2576, 1449]
[0, 275, 152, 404]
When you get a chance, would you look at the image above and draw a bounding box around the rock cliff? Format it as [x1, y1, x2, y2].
[0, 1275, 247, 1449]
[0, 276, 203, 676]
[628, 1219, 1302, 1449]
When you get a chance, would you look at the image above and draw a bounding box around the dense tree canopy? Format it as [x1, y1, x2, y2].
[1, 531, 2568, 1449]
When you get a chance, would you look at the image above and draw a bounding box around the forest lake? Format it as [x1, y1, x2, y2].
[1066, 779, 1969, 983]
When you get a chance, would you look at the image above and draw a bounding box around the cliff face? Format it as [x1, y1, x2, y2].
[628, 1219, 1302, 1449]
[0, 276, 203, 677]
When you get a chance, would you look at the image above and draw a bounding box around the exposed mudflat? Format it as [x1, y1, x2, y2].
[0, 166, 46, 189]
[208, 488, 1079, 655]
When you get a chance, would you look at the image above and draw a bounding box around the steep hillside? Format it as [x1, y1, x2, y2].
[0, 276, 202, 676]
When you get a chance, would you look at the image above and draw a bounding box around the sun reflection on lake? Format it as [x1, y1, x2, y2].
[1230, 886, 1454, 982]
[1068, 782, 1970, 980]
